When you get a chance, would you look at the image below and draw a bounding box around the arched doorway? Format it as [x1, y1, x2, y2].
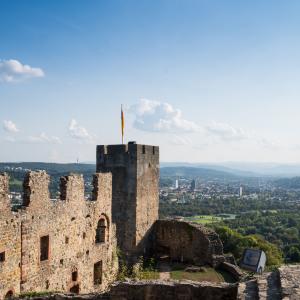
[4, 290, 14, 299]
[69, 284, 80, 294]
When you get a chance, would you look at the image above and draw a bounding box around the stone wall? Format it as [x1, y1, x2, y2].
[150, 220, 225, 267]
[14, 280, 239, 300]
[0, 174, 21, 299]
[106, 280, 238, 300]
[279, 265, 300, 299]
[0, 171, 118, 299]
[96, 143, 159, 256]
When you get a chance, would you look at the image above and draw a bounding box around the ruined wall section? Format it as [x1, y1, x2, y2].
[151, 220, 224, 267]
[0, 171, 118, 297]
[20, 171, 117, 294]
[135, 145, 159, 253]
[0, 174, 21, 299]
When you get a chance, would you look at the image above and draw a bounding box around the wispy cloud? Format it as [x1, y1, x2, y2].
[3, 120, 19, 133]
[205, 121, 249, 141]
[0, 59, 44, 83]
[4, 133, 61, 144]
[129, 99, 200, 133]
[169, 135, 193, 146]
[26, 133, 61, 144]
[258, 137, 281, 150]
[68, 119, 93, 141]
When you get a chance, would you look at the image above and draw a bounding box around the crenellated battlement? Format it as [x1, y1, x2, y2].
[59, 173, 84, 202]
[23, 171, 50, 207]
[0, 173, 10, 212]
[0, 173, 9, 194]
[0, 171, 113, 214]
[0, 169, 116, 298]
[97, 143, 158, 156]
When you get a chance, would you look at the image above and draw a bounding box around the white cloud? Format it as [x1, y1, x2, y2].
[205, 121, 249, 141]
[68, 119, 93, 140]
[3, 120, 19, 133]
[129, 99, 200, 133]
[0, 59, 44, 83]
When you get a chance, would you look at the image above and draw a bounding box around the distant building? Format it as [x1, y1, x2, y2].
[240, 249, 266, 274]
[190, 179, 196, 191]
[175, 179, 179, 189]
[239, 185, 243, 197]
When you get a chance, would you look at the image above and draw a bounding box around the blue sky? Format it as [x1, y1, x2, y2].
[1, 0, 300, 163]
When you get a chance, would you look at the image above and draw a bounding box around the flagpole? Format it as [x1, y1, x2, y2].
[121, 104, 124, 144]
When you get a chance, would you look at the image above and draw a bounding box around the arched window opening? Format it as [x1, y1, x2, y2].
[95, 218, 107, 243]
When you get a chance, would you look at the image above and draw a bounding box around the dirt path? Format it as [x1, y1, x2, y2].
[158, 262, 171, 280]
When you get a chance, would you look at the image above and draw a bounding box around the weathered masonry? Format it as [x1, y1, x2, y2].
[0, 171, 118, 299]
[96, 142, 159, 256]
[0, 142, 159, 298]
[150, 220, 225, 267]
[1, 142, 231, 299]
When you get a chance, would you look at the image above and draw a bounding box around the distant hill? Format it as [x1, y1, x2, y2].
[0, 163, 97, 197]
[160, 163, 258, 177]
[161, 162, 300, 177]
[3, 161, 300, 178]
[160, 166, 239, 180]
[0, 162, 95, 175]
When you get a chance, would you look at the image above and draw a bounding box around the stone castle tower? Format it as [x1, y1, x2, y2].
[96, 142, 159, 255]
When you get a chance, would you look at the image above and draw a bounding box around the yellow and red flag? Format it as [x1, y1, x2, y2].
[121, 105, 125, 144]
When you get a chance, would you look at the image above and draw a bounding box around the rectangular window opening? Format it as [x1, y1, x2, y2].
[72, 271, 78, 282]
[0, 252, 5, 262]
[40, 235, 49, 261]
[94, 261, 102, 285]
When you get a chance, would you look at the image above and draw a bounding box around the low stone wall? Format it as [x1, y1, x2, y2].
[219, 262, 244, 281]
[149, 220, 225, 267]
[107, 280, 238, 300]
[16, 280, 238, 300]
[279, 265, 300, 299]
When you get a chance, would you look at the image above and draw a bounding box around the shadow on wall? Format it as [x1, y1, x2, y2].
[144, 220, 225, 267]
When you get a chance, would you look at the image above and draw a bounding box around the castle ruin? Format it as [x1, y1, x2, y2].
[0, 143, 225, 299]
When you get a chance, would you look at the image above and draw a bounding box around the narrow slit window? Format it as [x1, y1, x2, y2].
[40, 235, 49, 261]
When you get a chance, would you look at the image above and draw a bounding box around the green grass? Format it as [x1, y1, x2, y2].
[184, 214, 236, 224]
[138, 270, 160, 280]
[169, 264, 235, 283]
[9, 178, 22, 186]
[185, 215, 222, 224]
